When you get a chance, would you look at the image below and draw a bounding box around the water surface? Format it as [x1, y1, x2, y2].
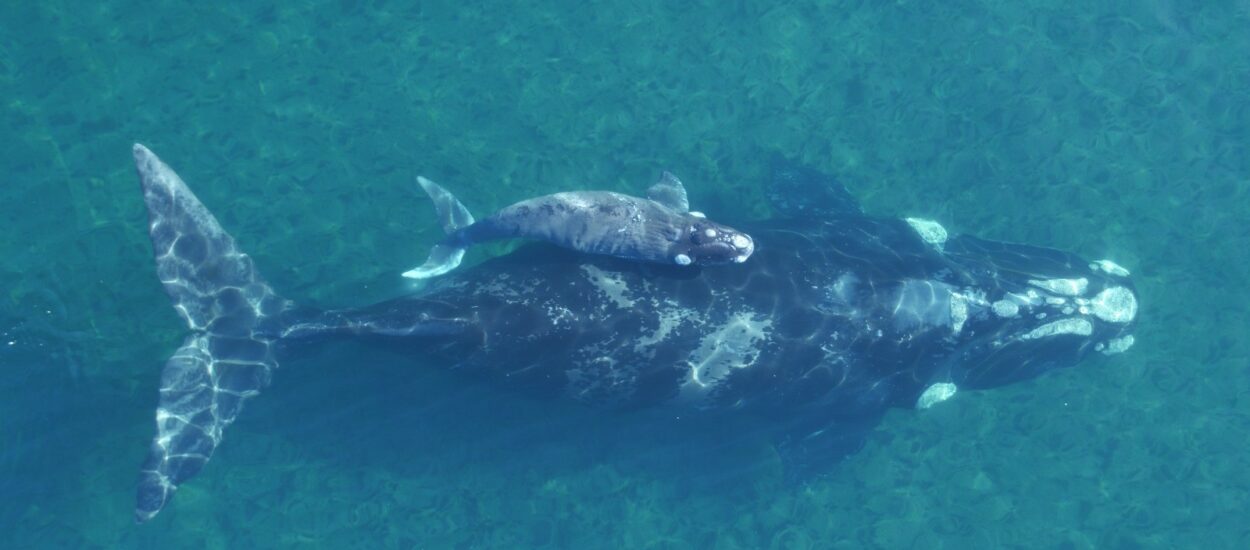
[2, 1, 1248, 547]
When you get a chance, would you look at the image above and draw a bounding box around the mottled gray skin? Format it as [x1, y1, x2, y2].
[450, 191, 752, 265]
[404, 174, 755, 280]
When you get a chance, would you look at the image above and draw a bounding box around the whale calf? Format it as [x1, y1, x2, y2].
[128, 144, 1137, 522]
[402, 172, 755, 279]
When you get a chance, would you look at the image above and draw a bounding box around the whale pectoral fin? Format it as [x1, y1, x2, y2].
[773, 414, 880, 484]
[767, 155, 863, 218]
[646, 171, 689, 212]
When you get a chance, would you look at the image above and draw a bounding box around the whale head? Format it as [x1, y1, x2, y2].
[670, 217, 755, 266]
[933, 237, 1139, 392]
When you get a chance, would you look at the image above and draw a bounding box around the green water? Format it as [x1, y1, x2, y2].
[2, 1, 1247, 548]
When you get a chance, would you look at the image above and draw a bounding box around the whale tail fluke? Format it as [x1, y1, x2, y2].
[131, 144, 295, 523]
[401, 176, 476, 280]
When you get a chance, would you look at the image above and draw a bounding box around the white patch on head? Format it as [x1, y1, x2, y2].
[905, 218, 948, 249]
[1021, 318, 1093, 340]
[916, 382, 958, 409]
[1101, 335, 1135, 355]
[734, 254, 748, 263]
[991, 299, 1019, 318]
[1091, 259, 1130, 277]
[579, 265, 637, 309]
[674, 254, 692, 265]
[689, 211, 706, 218]
[731, 234, 750, 249]
[950, 295, 967, 334]
[1089, 286, 1136, 324]
[1028, 277, 1088, 296]
[703, 228, 717, 238]
[678, 311, 773, 402]
[948, 290, 986, 334]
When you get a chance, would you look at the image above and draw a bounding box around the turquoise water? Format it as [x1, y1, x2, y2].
[2, 1, 1248, 547]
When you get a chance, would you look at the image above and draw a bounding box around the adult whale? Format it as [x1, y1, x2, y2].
[129, 144, 1138, 522]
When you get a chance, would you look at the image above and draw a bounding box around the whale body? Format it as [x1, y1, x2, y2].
[402, 172, 754, 279]
[128, 144, 1138, 522]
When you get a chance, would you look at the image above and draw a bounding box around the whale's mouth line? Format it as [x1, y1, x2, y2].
[691, 243, 747, 265]
[686, 231, 756, 266]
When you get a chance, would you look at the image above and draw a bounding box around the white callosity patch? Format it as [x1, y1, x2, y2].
[916, 382, 958, 409]
[905, 218, 948, 249]
[1101, 335, 1135, 355]
[1028, 277, 1089, 297]
[1021, 318, 1093, 340]
[1091, 259, 1131, 277]
[948, 290, 986, 334]
[566, 275, 715, 404]
[1010, 272, 1137, 350]
[678, 311, 773, 402]
[950, 295, 969, 334]
[1088, 287, 1137, 324]
[579, 264, 638, 309]
[1016, 290, 1043, 306]
[992, 299, 1019, 318]
[566, 272, 719, 404]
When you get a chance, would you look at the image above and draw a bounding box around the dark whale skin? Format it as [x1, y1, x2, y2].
[128, 144, 1138, 522]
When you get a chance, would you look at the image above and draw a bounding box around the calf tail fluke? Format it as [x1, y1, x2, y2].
[132, 144, 293, 523]
[401, 176, 475, 280]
